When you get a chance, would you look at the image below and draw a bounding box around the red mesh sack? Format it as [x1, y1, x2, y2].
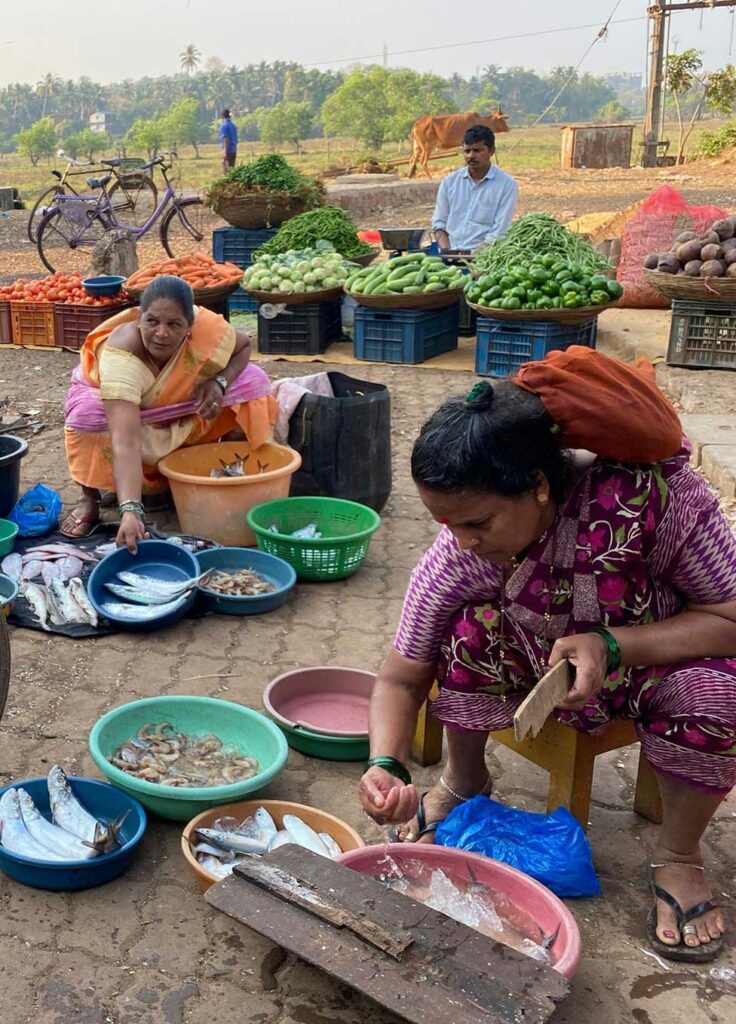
[616, 186, 727, 308]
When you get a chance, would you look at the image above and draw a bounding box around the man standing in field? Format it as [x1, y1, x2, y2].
[432, 124, 518, 252]
[219, 109, 238, 172]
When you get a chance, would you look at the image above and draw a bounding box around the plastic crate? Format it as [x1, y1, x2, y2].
[258, 300, 343, 356]
[0, 301, 11, 345]
[212, 227, 278, 269]
[475, 317, 597, 377]
[458, 295, 477, 337]
[10, 302, 55, 348]
[667, 299, 736, 371]
[354, 304, 459, 364]
[53, 302, 133, 351]
[227, 287, 259, 316]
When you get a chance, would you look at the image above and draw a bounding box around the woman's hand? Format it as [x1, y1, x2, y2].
[358, 766, 419, 825]
[194, 380, 224, 420]
[116, 511, 148, 554]
[548, 632, 609, 710]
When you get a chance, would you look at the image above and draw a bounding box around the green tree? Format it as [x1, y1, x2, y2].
[258, 101, 313, 152]
[180, 44, 201, 76]
[383, 70, 456, 144]
[596, 100, 631, 123]
[126, 116, 165, 159]
[14, 116, 57, 165]
[62, 127, 110, 160]
[160, 97, 206, 156]
[666, 50, 736, 163]
[321, 67, 389, 148]
[36, 73, 61, 116]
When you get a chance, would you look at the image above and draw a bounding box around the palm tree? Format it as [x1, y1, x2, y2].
[180, 44, 201, 76]
[36, 72, 61, 116]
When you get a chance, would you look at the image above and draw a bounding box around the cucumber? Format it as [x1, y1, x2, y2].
[423, 281, 446, 293]
[400, 286, 424, 293]
[387, 253, 424, 268]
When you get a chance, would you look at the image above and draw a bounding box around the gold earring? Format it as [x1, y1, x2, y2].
[538, 494, 549, 506]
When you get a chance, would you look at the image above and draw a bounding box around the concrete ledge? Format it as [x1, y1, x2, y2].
[679, 415, 736, 466]
[325, 180, 438, 219]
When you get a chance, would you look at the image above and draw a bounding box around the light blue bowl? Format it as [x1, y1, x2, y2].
[82, 275, 125, 296]
[195, 547, 296, 615]
[0, 776, 147, 891]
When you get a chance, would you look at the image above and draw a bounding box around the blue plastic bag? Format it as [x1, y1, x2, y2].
[9, 484, 62, 538]
[435, 795, 601, 898]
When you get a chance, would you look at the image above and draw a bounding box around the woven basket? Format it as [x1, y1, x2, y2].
[125, 279, 241, 304]
[466, 300, 610, 325]
[643, 269, 736, 303]
[245, 286, 343, 305]
[211, 194, 309, 229]
[347, 287, 464, 311]
[347, 249, 380, 267]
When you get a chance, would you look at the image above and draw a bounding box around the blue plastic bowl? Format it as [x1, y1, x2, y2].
[82, 275, 125, 296]
[0, 776, 147, 891]
[195, 547, 296, 616]
[0, 572, 18, 617]
[86, 539, 199, 631]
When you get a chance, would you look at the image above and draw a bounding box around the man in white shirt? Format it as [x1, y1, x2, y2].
[432, 124, 518, 252]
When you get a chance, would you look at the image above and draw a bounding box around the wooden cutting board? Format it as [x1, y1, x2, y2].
[514, 660, 574, 741]
[205, 845, 569, 1024]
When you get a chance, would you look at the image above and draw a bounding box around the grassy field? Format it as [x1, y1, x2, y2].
[0, 119, 724, 204]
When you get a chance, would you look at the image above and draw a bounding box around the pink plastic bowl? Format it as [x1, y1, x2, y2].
[335, 843, 581, 980]
[263, 666, 375, 738]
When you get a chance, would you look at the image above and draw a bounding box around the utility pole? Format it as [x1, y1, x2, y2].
[643, 1, 736, 167]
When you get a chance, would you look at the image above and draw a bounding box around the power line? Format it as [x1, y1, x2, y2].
[300, 16, 647, 69]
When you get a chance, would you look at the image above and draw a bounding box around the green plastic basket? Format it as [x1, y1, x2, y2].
[247, 497, 381, 581]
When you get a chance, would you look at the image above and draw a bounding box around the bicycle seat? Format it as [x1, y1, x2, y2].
[86, 175, 113, 190]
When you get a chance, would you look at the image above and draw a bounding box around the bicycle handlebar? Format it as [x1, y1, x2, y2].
[56, 149, 94, 168]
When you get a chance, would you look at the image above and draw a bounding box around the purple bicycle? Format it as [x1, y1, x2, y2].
[36, 153, 220, 275]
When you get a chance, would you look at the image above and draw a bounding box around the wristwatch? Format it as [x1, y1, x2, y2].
[214, 374, 228, 395]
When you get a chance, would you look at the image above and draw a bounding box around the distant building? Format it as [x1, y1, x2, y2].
[89, 111, 118, 135]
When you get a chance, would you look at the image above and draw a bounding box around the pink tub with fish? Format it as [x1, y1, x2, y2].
[336, 844, 581, 979]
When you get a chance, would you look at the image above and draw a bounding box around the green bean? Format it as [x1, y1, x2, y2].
[473, 213, 609, 274]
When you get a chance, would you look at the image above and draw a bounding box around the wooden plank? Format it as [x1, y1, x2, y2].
[514, 660, 573, 741]
[206, 846, 569, 1024]
[232, 855, 413, 958]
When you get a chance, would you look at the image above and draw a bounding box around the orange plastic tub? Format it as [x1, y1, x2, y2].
[158, 441, 302, 547]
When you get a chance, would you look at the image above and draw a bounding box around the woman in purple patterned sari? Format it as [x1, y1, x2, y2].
[359, 377, 736, 964]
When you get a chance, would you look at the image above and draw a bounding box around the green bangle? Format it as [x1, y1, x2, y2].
[589, 626, 621, 675]
[365, 756, 412, 786]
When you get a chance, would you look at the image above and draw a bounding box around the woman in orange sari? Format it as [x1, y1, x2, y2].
[62, 276, 276, 551]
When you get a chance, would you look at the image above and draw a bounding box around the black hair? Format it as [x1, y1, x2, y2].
[221, 108, 231, 118]
[411, 380, 570, 504]
[140, 275, 195, 324]
[463, 124, 495, 149]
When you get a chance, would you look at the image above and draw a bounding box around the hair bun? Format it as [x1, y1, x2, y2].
[465, 380, 494, 410]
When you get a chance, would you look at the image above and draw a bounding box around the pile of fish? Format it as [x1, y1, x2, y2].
[203, 568, 277, 597]
[110, 721, 260, 787]
[191, 805, 343, 879]
[100, 569, 213, 622]
[22, 577, 97, 630]
[380, 858, 556, 965]
[209, 453, 270, 479]
[1, 542, 97, 585]
[267, 522, 322, 540]
[0, 765, 126, 863]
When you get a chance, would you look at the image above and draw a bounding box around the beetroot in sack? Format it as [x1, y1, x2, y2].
[617, 186, 727, 308]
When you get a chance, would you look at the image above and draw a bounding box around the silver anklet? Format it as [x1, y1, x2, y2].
[438, 774, 484, 803]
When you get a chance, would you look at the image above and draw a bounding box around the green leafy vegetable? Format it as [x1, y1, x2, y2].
[256, 206, 373, 259]
[206, 154, 324, 210]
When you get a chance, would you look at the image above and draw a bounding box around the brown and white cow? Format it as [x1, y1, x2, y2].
[407, 110, 510, 178]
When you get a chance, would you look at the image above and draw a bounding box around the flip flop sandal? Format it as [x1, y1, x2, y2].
[391, 792, 444, 844]
[647, 862, 724, 964]
[59, 509, 99, 539]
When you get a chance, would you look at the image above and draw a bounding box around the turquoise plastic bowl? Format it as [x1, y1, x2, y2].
[89, 696, 289, 821]
[0, 518, 18, 557]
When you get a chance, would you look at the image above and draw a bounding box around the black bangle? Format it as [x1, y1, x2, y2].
[365, 756, 412, 786]
[589, 626, 621, 675]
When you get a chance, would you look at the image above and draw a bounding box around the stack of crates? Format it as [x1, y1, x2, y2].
[666, 300, 736, 371]
[354, 304, 459, 364]
[475, 317, 597, 377]
[212, 227, 277, 318]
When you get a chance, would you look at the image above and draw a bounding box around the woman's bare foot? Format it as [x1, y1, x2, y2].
[396, 772, 492, 845]
[651, 846, 726, 949]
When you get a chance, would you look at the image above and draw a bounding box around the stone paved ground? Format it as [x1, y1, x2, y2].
[0, 346, 734, 1024]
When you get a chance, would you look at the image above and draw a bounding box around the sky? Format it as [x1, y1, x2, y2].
[1, 0, 736, 87]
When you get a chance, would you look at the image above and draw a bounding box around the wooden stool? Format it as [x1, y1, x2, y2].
[411, 697, 663, 831]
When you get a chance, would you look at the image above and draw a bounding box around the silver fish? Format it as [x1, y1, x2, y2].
[21, 581, 51, 630]
[267, 829, 298, 852]
[50, 579, 87, 624]
[94, 542, 117, 559]
[116, 570, 210, 599]
[47, 765, 123, 853]
[192, 840, 232, 858]
[249, 806, 278, 841]
[26, 544, 97, 562]
[41, 561, 61, 586]
[43, 585, 67, 627]
[104, 582, 184, 606]
[198, 854, 233, 879]
[0, 789, 70, 862]
[195, 828, 268, 854]
[318, 832, 343, 858]
[21, 559, 43, 581]
[1, 553, 21, 581]
[69, 578, 98, 627]
[57, 556, 84, 581]
[100, 596, 187, 621]
[17, 787, 98, 861]
[282, 814, 331, 857]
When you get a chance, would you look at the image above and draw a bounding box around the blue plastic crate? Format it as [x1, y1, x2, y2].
[213, 227, 278, 269]
[475, 317, 597, 377]
[354, 304, 459, 364]
[227, 287, 259, 316]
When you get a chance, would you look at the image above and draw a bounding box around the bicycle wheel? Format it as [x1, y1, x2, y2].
[108, 173, 158, 229]
[27, 185, 63, 244]
[37, 205, 109, 275]
[160, 197, 226, 258]
[0, 610, 9, 726]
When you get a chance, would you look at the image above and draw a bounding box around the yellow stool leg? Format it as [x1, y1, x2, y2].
[411, 690, 444, 767]
[546, 728, 596, 830]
